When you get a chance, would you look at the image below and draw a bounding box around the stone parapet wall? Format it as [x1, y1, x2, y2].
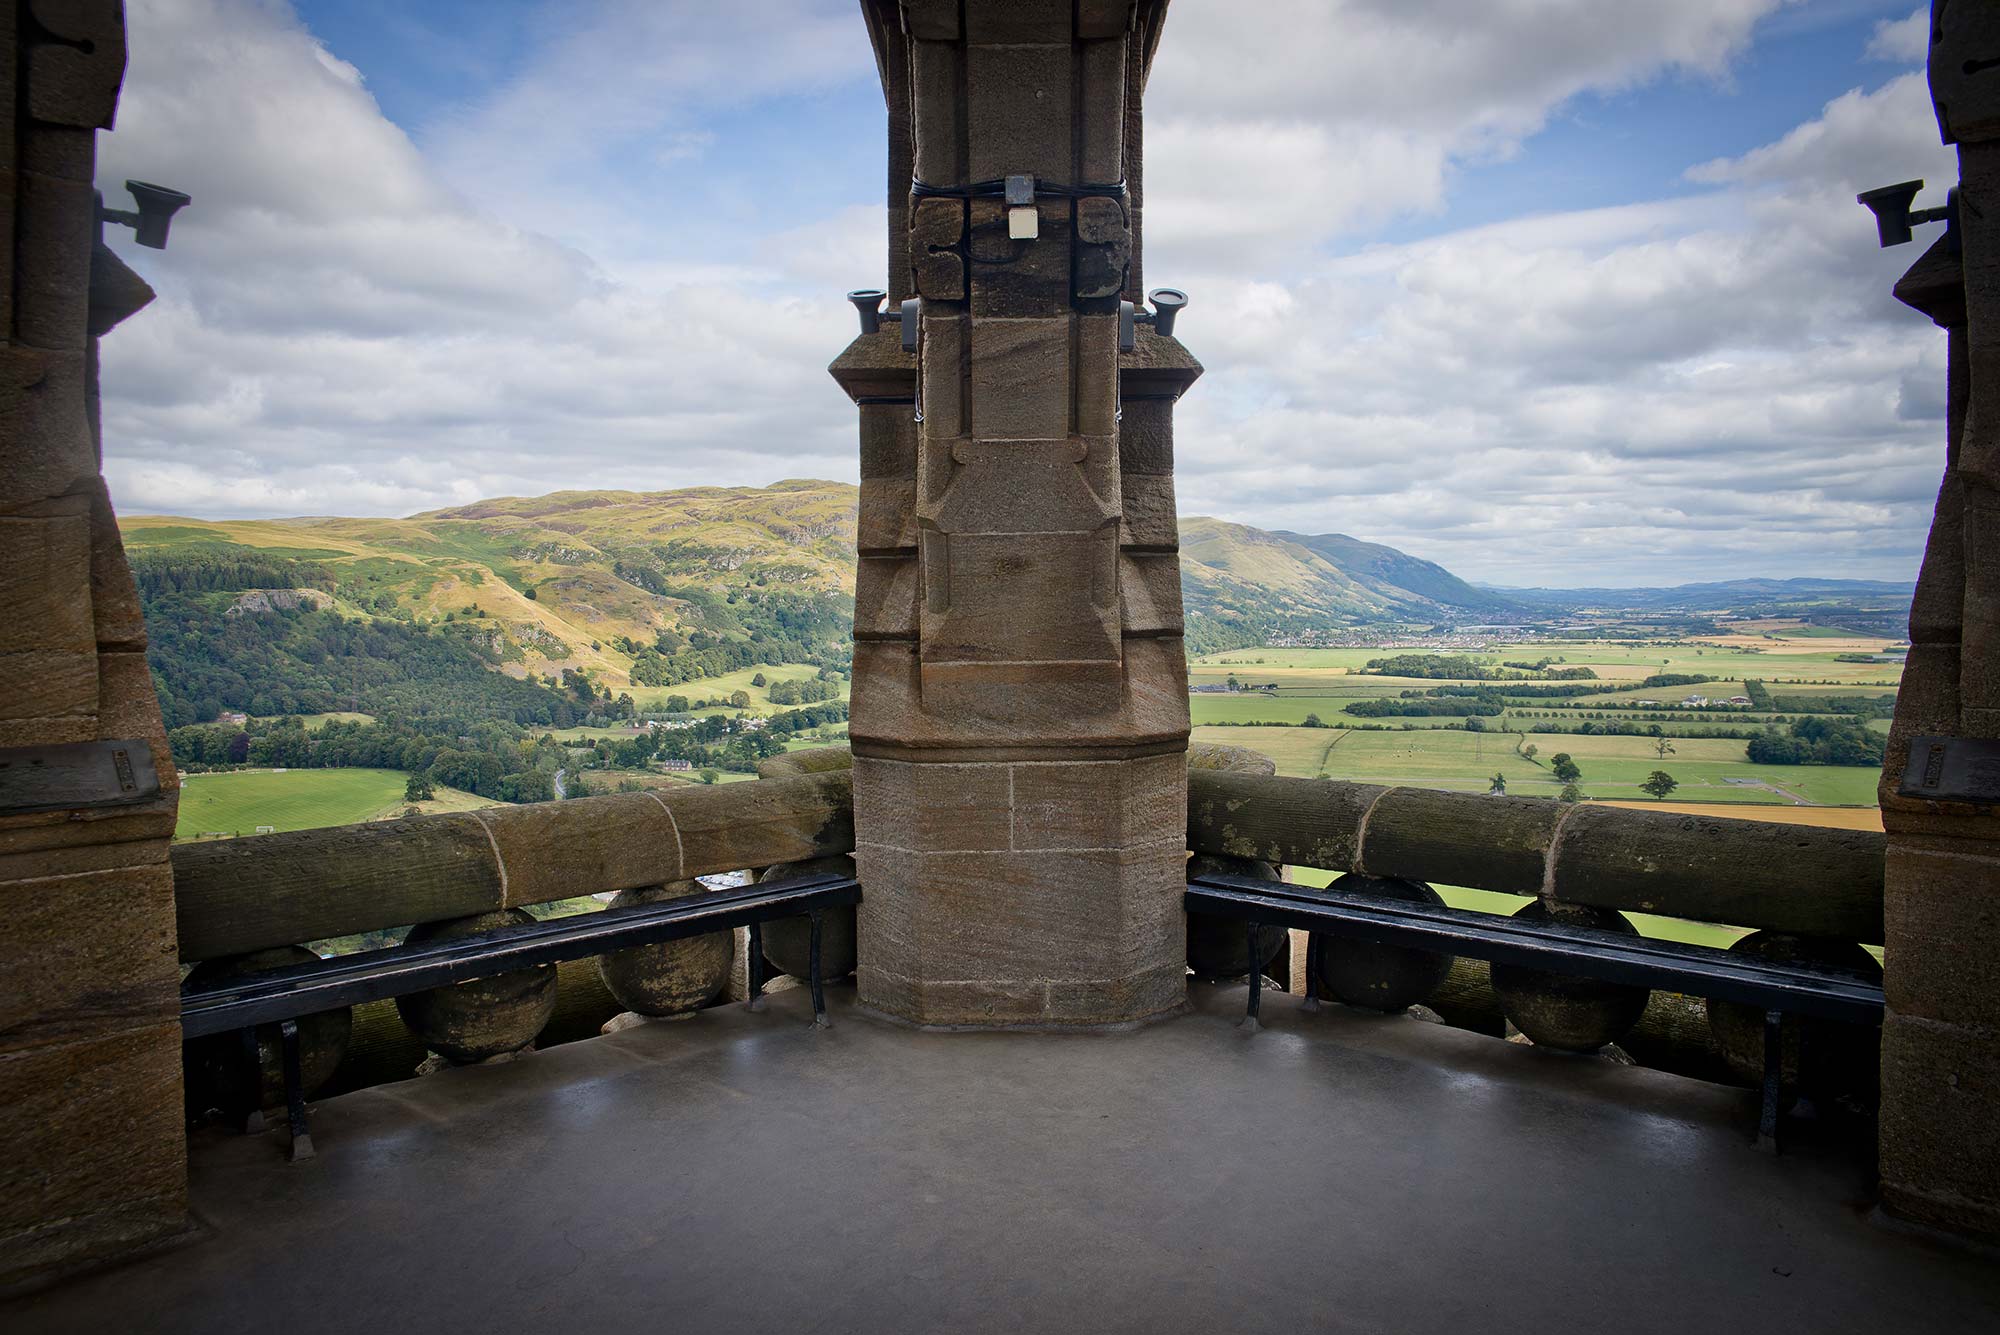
[1189, 771, 1886, 942]
[172, 772, 856, 962]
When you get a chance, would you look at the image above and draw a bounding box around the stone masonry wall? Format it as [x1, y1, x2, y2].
[836, 1, 1196, 1026]
[1875, 0, 2000, 1244]
[0, 1, 189, 1289]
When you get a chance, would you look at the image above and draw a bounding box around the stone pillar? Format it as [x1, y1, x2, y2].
[0, 1, 189, 1289]
[1875, 0, 2000, 1244]
[831, 1, 1198, 1026]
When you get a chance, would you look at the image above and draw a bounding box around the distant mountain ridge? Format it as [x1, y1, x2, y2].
[120, 481, 1901, 692]
[1486, 577, 1916, 611]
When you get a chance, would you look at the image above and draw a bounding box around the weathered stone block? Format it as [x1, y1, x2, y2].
[909, 196, 965, 300]
[477, 792, 684, 908]
[96, 650, 176, 792]
[1078, 0, 1135, 40]
[926, 439, 1115, 534]
[1117, 396, 1174, 474]
[859, 403, 918, 481]
[909, 38, 963, 185]
[1009, 752, 1183, 851]
[966, 43, 1073, 184]
[1119, 471, 1177, 548]
[853, 753, 1012, 851]
[856, 838, 1184, 985]
[920, 529, 1120, 664]
[0, 1021, 186, 1283]
[1931, 1, 2000, 143]
[968, 319, 1069, 439]
[963, 0, 1068, 44]
[1118, 550, 1183, 635]
[1364, 788, 1562, 895]
[0, 514, 93, 654]
[1046, 962, 1185, 1023]
[1908, 470, 1963, 643]
[900, 0, 959, 41]
[1077, 314, 1120, 433]
[0, 862, 177, 1054]
[1552, 802, 1885, 941]
[918, 313, 967, 437]
[24, 0, 127, 129]
[88, 485, 147, 652]
[854, 553, 919, 640]
[0, 649, 97, 725]
[0, 346, 95, 507]
[968, 200, 1070, 318]
[1880, 1011, 2000, 1241]
[13, 168, 95, 351]
[1885, 837, 2000, 1029]
[1188, 769, 1381, 869]
[858, 476, 918, 552]
[1078, 38, 1127, 183]
[1074, 198, 1130, 306]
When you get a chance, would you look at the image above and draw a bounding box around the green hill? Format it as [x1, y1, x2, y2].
[121, 480, 1517, 713]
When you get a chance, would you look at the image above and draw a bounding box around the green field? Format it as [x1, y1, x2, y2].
[175, 768, 495, 839]
[629, 662, 849, 716]
[1187, 636, 1896, 809]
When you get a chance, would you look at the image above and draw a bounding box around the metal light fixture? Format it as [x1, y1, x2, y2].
[847, 289, 920, 351]
[99, 179, 191, 250]
[1857, 179, 1957, 250]
[1119, 288, 1188, 351]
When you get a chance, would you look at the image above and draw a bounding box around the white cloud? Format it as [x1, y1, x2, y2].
[1866, 6, 1931, 63]
[97, 0, 868, 521]
[1159, 67, 1958, 583]
[93, 0, 1956, 586]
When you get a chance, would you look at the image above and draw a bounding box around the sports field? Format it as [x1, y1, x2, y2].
[175, 768, 496, 840]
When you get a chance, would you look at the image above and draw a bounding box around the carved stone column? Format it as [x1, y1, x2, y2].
[1875, 0, 2000, 1243]
[0, 1, 189, 1288]
[832, 0, 1198, 1026]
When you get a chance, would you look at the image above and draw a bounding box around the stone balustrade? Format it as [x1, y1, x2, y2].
[172, 771, 857, 1107]
[173, 772, 854, 961]
[1188, 767, 1886, 1087]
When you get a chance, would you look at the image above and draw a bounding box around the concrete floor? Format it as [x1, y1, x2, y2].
[11, 986, 1998, 1335]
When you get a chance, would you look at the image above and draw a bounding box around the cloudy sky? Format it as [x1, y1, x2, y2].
[96, 0, 1956, 586]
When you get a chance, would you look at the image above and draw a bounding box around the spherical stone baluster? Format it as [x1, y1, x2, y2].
[1706, 931, 1883, 1097]
[397, 910, 557, 1062]
[595, 880, 732, 1017]
[1492, 901, 1650, 1053]
[1312, 874, 1455, 1012]
[758, 856, 859, 982]
[1185, 854, 1289, 980]
[182, 946, 352, 1116]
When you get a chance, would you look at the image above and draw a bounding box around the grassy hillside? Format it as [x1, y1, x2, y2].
[123, 482, 1523, 700]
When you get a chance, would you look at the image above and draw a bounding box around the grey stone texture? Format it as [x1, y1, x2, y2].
[0, 2, 193, 1290]
[1872, 5, 2000, 1244]
[834, 4, 1194, 1026]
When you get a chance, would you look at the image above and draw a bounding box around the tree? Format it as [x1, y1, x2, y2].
[1302, 712, 1323, 727]
[404, 772, 436, 802]
[1464, 716, 1486, 732]
[1550, 753, 1581, 784]
[751, 672, 767, 687]
[524, 587, 537, 600]
[1520, 743, 1538, 764]
[729, 690, 752, 709]
[699, 768, 720, 785]
[1488, 773, 1506, 795]
[1640, 770, 1679, 801]
[1226, 673, 1239, 690]
[1653, 737, 1676, 760]
[1559, 782, 1585, 803]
